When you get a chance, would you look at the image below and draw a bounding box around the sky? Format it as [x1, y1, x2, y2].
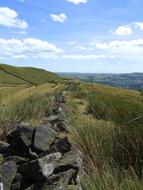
[0, 0, 143, 73]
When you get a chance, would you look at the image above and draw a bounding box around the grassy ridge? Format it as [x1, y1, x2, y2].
[0, 64, 58, 86]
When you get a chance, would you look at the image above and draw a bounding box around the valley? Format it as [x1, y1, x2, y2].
[59, 72, 143, 91]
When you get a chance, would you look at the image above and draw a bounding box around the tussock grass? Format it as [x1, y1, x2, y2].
[67, 84, 143, 189]
[0, 93, 51, 140]
[0, 82, 59, 139]
[70, 112, 143, 189]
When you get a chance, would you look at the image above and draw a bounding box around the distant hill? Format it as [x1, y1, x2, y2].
[0, 64, 58, 86]
[58, 72, 143, 90]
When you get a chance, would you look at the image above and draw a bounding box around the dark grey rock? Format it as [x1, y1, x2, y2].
[0, 161, 17, 190]
[6, 122, 33, 153]
[48, 169, 76, 186]
[0, 141, 10, 155]
[19, 152, 62, 181]
[55, 150, 82, 174]
[24, 179, 81, 190]
[33, 124, 58, 153]
[50, 137, 72, 154]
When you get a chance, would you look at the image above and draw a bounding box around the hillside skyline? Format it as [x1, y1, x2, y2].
[0, 0, 143, 73]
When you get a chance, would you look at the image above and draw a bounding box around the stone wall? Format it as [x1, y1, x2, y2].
[0, 93, 82, 190]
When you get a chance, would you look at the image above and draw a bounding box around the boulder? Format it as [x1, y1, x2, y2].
[41, 118, 68, 133]
[47, 169, 76, 186]
[6, 122, 33, 153]
[33, 124, 58, 153]
[19, 152, 62, 181]
[0, 161, 17, 190]
[23, 169, 75, 190]
[55, 150, 82, 176]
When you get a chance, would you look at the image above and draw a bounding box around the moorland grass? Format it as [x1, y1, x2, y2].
[1, 74, 143, 189]
[66, 82, 143, 189]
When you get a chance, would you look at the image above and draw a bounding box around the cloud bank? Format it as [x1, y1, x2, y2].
[0, 38, 63, 59]
[0, 7, 28, 29]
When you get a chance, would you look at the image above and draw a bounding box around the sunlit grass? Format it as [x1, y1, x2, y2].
[1, 78, 143, 189]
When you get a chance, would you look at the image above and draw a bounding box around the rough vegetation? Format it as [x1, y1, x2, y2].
[1, 64, 143, 189]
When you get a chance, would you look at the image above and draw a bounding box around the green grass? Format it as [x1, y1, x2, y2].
[87, 91, 143, 127]
[0, 63, 59, 86]
[1, 64, 143, 189]
[66, 82, 143, 189]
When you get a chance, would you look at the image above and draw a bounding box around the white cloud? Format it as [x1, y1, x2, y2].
[50, 13, 67, 23]
[0, 38, 63, 59]
[95, 39, 143, 50]
[114, 25, 132, 36]
[134, 22, 143, 30]
[113, 21, 143, 36]
[94, 39, 143, 58]
[0, 7, 28, 29]
[78, 39, 143, 61]
[62, 54, 107, 60]
[67, 0, 88, 5]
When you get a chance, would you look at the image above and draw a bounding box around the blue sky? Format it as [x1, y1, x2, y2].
[0, 0, 143, 73]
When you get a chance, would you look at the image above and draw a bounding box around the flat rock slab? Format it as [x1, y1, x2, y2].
[34, 124, 58, 153]
[19, 152, 62, 181]
[0, 161, 17, 190]
[55, 150, 82, 173]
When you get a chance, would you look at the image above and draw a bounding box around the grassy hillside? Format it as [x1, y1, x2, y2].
[0, 64, 58, 86]
[1, 64, 143, 189]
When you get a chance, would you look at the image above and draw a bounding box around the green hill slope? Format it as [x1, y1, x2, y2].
[0, 64, 58, 86]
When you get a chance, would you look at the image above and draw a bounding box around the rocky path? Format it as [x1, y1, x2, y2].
[0, 93, 82, 190]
